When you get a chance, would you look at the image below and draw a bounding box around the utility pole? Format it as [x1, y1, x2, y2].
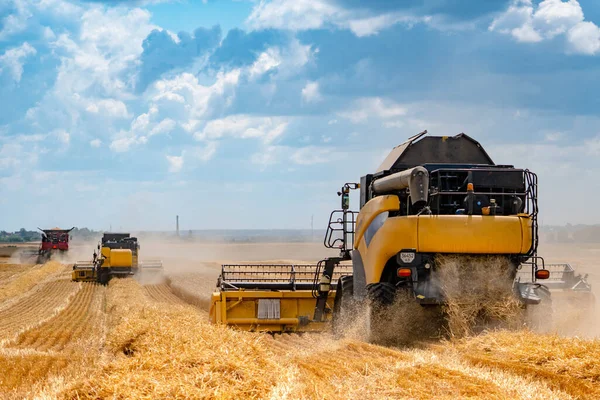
[176, 215, 180, 237]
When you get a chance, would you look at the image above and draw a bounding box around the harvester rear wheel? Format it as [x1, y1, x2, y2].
[332, 275, 355, 336]
[367, 282, 397, 343]
[367, 282, 396, 306]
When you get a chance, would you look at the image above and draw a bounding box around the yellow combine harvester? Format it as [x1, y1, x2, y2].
[72, 233, 163, 284]
[210, 131, 593, 334]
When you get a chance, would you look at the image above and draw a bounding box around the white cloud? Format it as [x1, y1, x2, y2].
[338, 97, 407, 123]
[248, 40, 315, 81]
[247, 0, 341, 31]
[247, 0, 433, 37]
[149, 118, 176, 136]
[0, 42, 37, 82]
[54, 129, 70, 145]
[249, 48, 282, 78]
[0, 0, 32, 40]
[291, 146, 332, 165]
[490, 0, 600, 54]
[250, 144, 339, 167]
[347, 13, 425, 37]
[86, 99, 129, 118]
[189, 142, 217, 162]
[90, 138, 102, 147]
[567, 21, 600, 55]
[152, 70, 241, 120]
[301, 81, 321, 103]
[110, 134, 147, 152]
[166, 154, 183, 173]
[197, 115, 288, 144]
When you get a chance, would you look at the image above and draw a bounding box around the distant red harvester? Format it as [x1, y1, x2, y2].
[38, 227, 74, 262]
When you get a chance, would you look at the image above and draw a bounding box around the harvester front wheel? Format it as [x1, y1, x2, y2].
[99, 269, 109, 286]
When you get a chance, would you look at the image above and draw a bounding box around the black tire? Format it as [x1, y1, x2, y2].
[332, 275, 355, 336]
[99, 269, 110, 285]
[367, 282, 397, 307]
[366, 282, 398, 343]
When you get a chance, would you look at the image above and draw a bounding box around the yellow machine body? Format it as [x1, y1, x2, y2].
[104, 248, 133, 268]
[209, 290, 337, 332]
[354, 194, 533, 284]
[71, 267, 96, 282]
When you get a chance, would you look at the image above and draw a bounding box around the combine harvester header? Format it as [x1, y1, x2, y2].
[211, 264, 351, 332]
[210, 131, 594, 336]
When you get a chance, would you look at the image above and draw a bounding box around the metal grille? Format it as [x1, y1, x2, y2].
[516, 263, 586, 290]
[219, 264, 353, 291]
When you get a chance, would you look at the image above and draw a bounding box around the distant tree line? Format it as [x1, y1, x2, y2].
[0, 229, 41, 243]
[0, 227, 102, 243]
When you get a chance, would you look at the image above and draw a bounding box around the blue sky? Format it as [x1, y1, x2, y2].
[1, 0, 600, 231]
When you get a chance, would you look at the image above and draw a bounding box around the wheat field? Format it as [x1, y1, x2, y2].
[0, 242, 598, 399]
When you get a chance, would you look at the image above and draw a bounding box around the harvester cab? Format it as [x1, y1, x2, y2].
[72, 233, 163, 284]
[210, 131, 592, 336]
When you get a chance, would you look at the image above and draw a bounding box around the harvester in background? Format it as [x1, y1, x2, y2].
[210, 131, 592, 336]
[19, 227, 74, 264]
[72, 233, 163, 284]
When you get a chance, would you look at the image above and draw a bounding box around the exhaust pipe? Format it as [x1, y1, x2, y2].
[372, 166, 429, 207]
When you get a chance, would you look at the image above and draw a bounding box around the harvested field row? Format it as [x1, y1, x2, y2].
[143, 283, 186, 305]
[264, 334, 570, 400]
[450, 330, 600, 399]
[0, 262, 67, 305]
[0, 348, 74, 397]
[0, 279, 79, 343]
[53, 278, 575, 400]
[11, 283, 106, 353]
[0, 263, 37, 282]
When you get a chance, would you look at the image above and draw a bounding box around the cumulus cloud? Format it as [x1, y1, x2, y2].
[250, 144, 339, 167]
[90, 138, 102, 147]
[246, 0, 341, 32]
[0, 42, 36, 82]
[301, 81, 321, 103]
[196, 115, 288, 144]
[338, 97, 407, 123]
[137, 25, 222, 91]
[189, 141, 217, 162]
[166, 154, 183, 172]
[54, 129, 70, 145]
[246, 0, 431, 37]
[110, 134, 147, 152]
[0, 0, 32, 40]
[152, 70, 241, 119]
[490, 0, 600, 55]
[85, 98, 129, 118]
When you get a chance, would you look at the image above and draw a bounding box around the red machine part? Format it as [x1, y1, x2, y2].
[39, 228, 74, 252]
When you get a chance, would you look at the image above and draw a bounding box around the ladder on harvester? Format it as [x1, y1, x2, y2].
[313, 183, 359, 322]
